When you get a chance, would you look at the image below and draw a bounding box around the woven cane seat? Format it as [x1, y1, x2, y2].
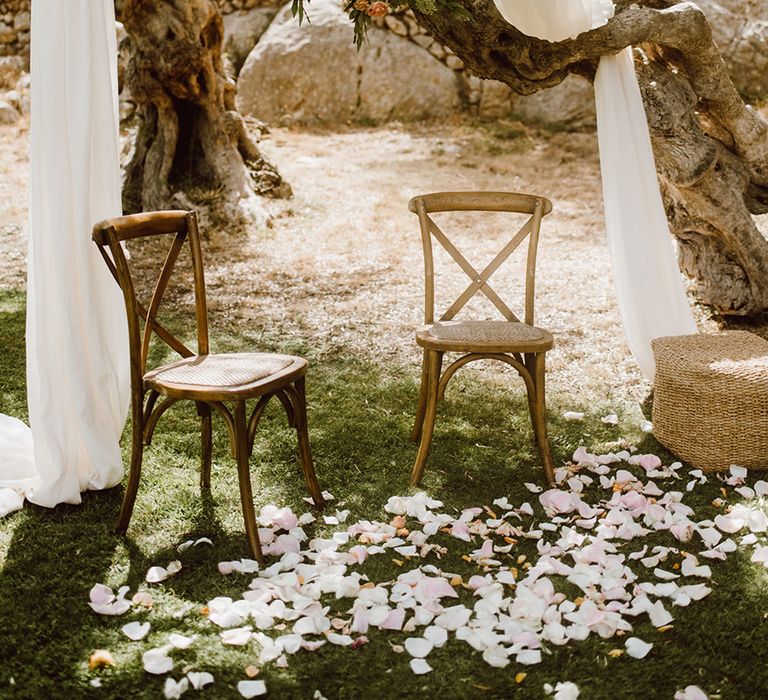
[416, 320, 553, 352]
[144, 353, 304, 399]
[652, 331, 768, 472]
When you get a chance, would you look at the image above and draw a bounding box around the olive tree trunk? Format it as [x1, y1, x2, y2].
[411, 0, 768, 316]
[119, 0, 290, 221]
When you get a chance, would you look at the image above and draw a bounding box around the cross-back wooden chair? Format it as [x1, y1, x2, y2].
[409, 191, 556, 486]
[92, 210, 324, 563]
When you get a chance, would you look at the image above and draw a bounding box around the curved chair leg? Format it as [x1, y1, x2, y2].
[411, 350, 442, 485]
[234, 400, 264, 564]
[531, 352, 556, 485]
[198, 402, 212, 489]
[116, 422, 144, 534]
[523, 352, 538, 437]
[411, 350, 430, 442]
[294, 377, 325, 509]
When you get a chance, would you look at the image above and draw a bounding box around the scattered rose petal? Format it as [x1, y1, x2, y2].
[563, 412, 584, 421]
[221, 626, 253, 646]
[122, 621, 151, 641]
[89, 584, 131, 616]
[163, 677, 189, 699]
[409, 658, 432, 675]
[143, 648, 174, 675]
[625, 637, 653, 659]
[187, 672, 214, 690]
[551, 681, 580, 700]
[674, 686, 708, 700]
[238, 680, 267, 698]
[168, 633, 195, 649]
[404, 637, 433, 658]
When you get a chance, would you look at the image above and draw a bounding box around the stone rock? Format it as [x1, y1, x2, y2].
[236, 0, 460, 124]
[13, 11, 29, 31]
[697, 0, 768, 97]
[0, 99, 19, 124]
[478, 80, 513, 118]
[509, 75, 596, 129]
[0, 55, 23, 89]
[223, 8, 278, 75]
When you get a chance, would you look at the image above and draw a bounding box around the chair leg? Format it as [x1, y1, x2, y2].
[411, 350, 430, 442]
[234, 400, 264, 565]
[410, 350, 441, 486]
[294, 377, 325, 509]
[116, 424, 144, 534]
[198, 402, 212, 489]
[523, 352, 538, 435]
[530, 352, 556, 486]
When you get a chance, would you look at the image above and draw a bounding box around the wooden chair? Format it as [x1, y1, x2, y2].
[92, 210, 324, 564]
[409, 191, 556, 486]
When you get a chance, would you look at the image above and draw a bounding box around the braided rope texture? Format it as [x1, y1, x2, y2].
[652, 331, 768, 471]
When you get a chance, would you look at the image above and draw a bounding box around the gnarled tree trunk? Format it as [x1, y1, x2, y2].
[410, 0, 768, 316]
[119, 0, 290, 221]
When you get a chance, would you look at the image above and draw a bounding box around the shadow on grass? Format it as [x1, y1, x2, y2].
[4, 286, 768, 697]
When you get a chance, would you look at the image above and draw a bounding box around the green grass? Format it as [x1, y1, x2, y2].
[1, 287, 768, 699]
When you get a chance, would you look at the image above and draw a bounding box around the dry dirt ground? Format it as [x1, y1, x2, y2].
[0, 114, 744, 421]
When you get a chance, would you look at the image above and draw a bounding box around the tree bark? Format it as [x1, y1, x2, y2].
[119, 0, 290, 221]
[410, 0, 768, 316]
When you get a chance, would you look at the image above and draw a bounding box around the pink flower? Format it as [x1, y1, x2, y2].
[366, 1, 389, 16]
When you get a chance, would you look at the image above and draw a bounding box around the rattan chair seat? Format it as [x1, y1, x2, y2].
[144, 353, 304, 399]
[416, 320, 553, 352]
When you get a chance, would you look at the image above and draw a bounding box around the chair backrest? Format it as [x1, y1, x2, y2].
[408, 191, 552, 326]
[92, 210, 208, 389]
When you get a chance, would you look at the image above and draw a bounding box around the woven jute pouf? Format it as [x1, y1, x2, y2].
[652, 331, 768, 472]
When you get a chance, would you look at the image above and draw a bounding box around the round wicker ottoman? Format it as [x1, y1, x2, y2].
[651, 331, 768, 472]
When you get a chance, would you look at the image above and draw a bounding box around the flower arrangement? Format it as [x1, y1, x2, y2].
[291, 0, 471, 49]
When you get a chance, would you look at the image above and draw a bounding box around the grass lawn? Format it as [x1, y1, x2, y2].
[1, 285, 768, 700]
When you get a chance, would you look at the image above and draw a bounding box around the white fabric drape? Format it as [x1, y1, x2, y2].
[0, 0, 129, 515]
[493, 0, 697, 379]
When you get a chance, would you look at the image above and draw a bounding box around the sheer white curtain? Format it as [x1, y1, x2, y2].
[493, 0, 697, 379]
[0, 0, 129, 516]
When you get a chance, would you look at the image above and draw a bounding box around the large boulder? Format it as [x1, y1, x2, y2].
[698, 0, 768, 97]
[236, 0, 460, 124]
[223, 8, 278, 75]
[510, 75, 596, 129]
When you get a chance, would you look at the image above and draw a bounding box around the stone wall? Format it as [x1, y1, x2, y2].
[0, 0, 276, 62]
[0, 0, 29, 62]
[219, 0, 284, 11]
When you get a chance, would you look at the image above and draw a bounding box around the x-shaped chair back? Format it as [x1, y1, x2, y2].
[92, 210, 205, 386]
[409, 192, 551, 327]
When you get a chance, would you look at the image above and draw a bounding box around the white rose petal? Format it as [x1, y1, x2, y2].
[168, 633, 195, 649]
[221, 626, 253, 646]
[625, 637, 653, 659]
[187, 672, 214, 690]
[553, 681, 580, 700]
[563, 411, 585, 421]
[143, 647, 174, 675]
[238, 680, 267, 698]
[122, 621, 151, 641]
[404, 637, 433, 658]
[409, 658, 432, 675]
[163, 677, 189, 699]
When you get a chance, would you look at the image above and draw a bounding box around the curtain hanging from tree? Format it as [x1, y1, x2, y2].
[0, 0, 129, 516]
[492, 0, 697, 380]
